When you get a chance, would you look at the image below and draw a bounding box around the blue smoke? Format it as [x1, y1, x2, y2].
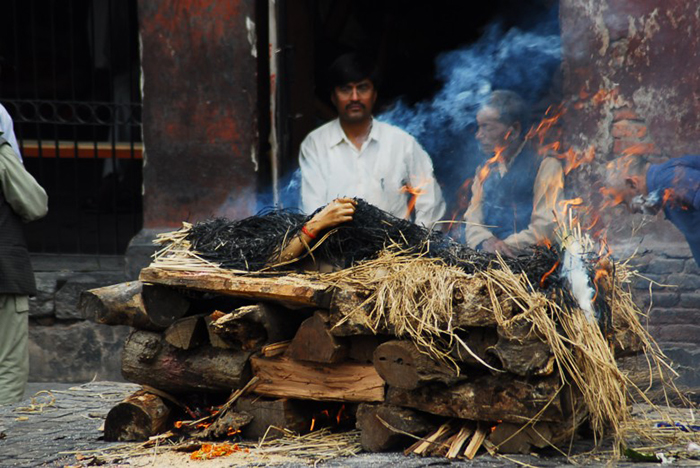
[262, 8, 561, 216]
[379, 9, 562, 212]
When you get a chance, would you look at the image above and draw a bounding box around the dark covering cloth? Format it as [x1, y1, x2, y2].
[480, 146, 541, 240]
[647, 154, 700, 266]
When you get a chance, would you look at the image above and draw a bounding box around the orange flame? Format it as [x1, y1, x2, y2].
[540, 260, 560, 288]
[336, 405, 345, 425]
[400, 178, 429, 218]
[227, 427, 241, 437]
[190, 443, 241, 460]
[309, 418, 316, 432]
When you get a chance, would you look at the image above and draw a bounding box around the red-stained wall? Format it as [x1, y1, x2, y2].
[138, 0, 260, 229]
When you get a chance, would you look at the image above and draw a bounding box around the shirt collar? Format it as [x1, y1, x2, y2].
[329, 118, 379, 148]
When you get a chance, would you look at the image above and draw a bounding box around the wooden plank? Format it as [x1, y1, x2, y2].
[250, 356, 385, 403]
[140, 267, 331, 308]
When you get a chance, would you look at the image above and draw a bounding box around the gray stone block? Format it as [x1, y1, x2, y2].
[678, 293, 700, 309]
[684, 259, 700, 275]
[655, 324, 700, 344]
[643, 258, 686, 275]
[643, 292, 679, 308]
[666, 273, 700, 291]
[649, 307, 700, 325]
[28, 321, 130, 382]
[54, 272, 127, 320]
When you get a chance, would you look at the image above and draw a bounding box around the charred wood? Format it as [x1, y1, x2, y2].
[164, 315, 208, 350]
[373, 340, 465, 390]
[234, 396, 311, 440]
[78, 281, 161, 331]
[212, 303, 304, 351]
[141, 283, 190, 328]
[355, 403, 434, 452]
[285, 311, 348, 363]
[122, 330, 252, 393]
[104, 390, 171, 441]
[386, 374, 567, 424]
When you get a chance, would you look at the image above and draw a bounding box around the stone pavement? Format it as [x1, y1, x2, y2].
[0, 382, 697, 468]
[0, 382, 139, 468]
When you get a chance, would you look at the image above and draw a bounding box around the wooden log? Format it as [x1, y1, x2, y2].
[234, 396, 311, 440]
[164, 315, 207, 350]
[373, 340, 464, 390]
[488, 422, 569, 454]
[78, 281, 162, 331]
[348, 335, 383, 364]
[104, 390, 171, 441]
[285, 311, 348, 363]
[386, 374, 567, 424]
[121, 330, 252, 393]
[406, 421, 453, 456]
[492, 320, 554, 376]
[139, 267, 331, 308]
[448, 328, 498, 367]
[205, 312, 232, 349]
[355, 403, 434, 452]
[141, 283, 190, 328]
[212, 303, 304, 351]
[250, 355, 385, 403]
[328, 276, 517, 337]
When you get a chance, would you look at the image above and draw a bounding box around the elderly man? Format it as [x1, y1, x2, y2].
[299, 53, 445, 234]
[0, 135, 48, 404]
[606, 154, 700, 266]
[464, 90, 564, 255]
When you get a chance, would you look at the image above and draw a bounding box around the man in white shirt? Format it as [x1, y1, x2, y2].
[0, 104, 22, 161]
[299, 54, 445, 229]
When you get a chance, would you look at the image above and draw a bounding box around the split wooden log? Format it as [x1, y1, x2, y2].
[104, 390, 171, 441]
[140, 267, 332, 308]
[487, 421, 578, 454]
[211, 303, 304, 351]
[78, 281, 161, 331]
[164, 315, 207, 350]
[250, 355, 385, 403]
[355, 403, 434, 452]
[373, 340, 464, 390]
[446, 424, 473, 459]
[121, 330, 252, 393]
[405, 421, 453, 456]
[386, 374, 568, 424]
[285, 311, 348, 363]
[491, 320, 554, 377]
[141, 283, 190, 328]
[234, 396, 311, 439]
[448, 328, 498, 368]
[463, 425, 487, 460]
[204, 312, 232, 349]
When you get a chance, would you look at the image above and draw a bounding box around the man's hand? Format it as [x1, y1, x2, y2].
[480, 236, 516, 257]
[306, 198, 357, 234]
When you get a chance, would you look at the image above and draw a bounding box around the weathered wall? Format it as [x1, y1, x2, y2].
[138, 0, 260, 229]
[560, 0, 700, 366]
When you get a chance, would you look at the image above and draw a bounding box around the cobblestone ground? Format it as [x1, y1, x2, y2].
[0, 382, 697, 468]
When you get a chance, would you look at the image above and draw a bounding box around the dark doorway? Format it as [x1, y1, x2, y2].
[273, 0, 560, 221]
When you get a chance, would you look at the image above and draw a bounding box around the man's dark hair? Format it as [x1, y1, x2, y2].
[328, 53, 379, 90]
[486, 90, 529, 130]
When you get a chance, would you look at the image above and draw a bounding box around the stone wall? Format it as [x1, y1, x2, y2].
[559, 0, 700, 377]
[28, 256, 131, 383]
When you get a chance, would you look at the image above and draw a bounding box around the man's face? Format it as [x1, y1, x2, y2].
[331, 79, 376, 124]
[475, 106, 515, 155]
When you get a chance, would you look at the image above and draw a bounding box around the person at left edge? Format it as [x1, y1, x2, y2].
[0, 135, 48, 404]
[298, 53, 445, 231]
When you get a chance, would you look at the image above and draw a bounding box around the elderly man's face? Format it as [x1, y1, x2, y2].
[476, 106, 515, 156]
[331, 79, 376, 124]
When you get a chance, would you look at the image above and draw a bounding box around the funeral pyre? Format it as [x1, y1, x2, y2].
[80, 200, 688, 461]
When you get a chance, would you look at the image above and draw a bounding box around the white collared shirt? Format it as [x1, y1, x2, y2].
[0, 104, 22, 161]
[299, 119, 445, 227]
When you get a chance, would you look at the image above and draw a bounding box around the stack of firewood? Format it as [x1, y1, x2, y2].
[80, 264, 642, 458]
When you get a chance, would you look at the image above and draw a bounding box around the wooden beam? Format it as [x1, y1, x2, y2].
[140, 267, 331, 308]
[250, 356, 385, 403]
